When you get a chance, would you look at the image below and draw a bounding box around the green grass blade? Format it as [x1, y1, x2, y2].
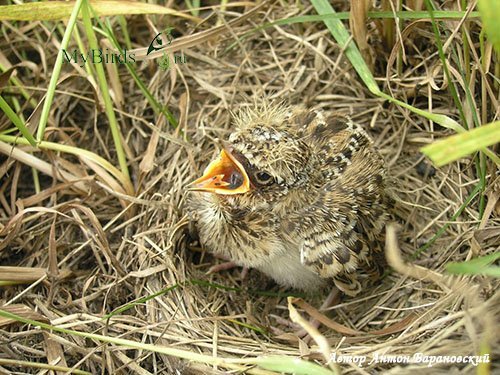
[73, 21, 98, 82]
[437, 5, 488, 215]
[92, 19, 178, 127]
[103, 284, 180, 320]
[0, 67, 37, 108]
[0, 1, 199, 22]
[425, 0, 470, 129]
[368, 10, 480, 19]
[0, 308, 231, 368]
[117, 16, 132, 50]
[81, 0, 130, 183]
[243, 10, 481, 30]
[421, 121, 500, 166]
[103, 279, 307, 321]
[185, 0, 200, 17]
[413, 183, 482, 258]
[0, 96, 36, 146]
[0, 359, 91, 375]
[377, 92, 465, 133]
[478, 0, 500, 54]
[0, 134, 133, 194]
[310, 0, 380, 95]
[36, 0, 84, 141]
[227, 319, 267, 335]
[310, 0, 465, 133]
[251, 356, 338, 375]
[0, 309, 336, 374]
[446, 252, 500, 277]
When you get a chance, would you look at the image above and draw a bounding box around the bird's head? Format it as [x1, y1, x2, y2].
[188, 104, 314, 198]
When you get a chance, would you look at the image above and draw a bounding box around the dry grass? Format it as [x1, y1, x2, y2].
[0, 1, 498, 374]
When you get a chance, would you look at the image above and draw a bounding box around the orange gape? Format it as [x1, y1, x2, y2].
[188, 149, 250, 195]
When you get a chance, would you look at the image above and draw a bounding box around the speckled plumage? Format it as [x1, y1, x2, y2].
[187, 103, 389, 294]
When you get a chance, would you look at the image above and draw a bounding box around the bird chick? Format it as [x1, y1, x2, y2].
[187, 103, 388, 295]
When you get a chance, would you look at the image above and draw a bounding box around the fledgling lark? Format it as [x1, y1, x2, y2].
[187, 103, 389, 295]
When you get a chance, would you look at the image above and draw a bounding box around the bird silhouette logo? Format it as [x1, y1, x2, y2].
[147, 27, 174, 55]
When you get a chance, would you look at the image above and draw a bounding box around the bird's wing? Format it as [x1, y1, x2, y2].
[282, 120, 388, 295]
[282, 185, 367, 295]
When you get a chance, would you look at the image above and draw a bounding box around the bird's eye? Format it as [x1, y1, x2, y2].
[254, 171, 274, 185]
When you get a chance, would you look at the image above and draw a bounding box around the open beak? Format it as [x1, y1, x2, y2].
[187, 147, 250, 195]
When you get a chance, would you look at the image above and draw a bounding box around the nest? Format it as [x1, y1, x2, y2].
[0, 1, 498, 374]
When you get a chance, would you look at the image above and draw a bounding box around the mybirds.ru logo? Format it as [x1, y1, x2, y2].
[61, 48, 135, 67]
[146, 27, 187, 71]
[61, 27, 186, 70]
